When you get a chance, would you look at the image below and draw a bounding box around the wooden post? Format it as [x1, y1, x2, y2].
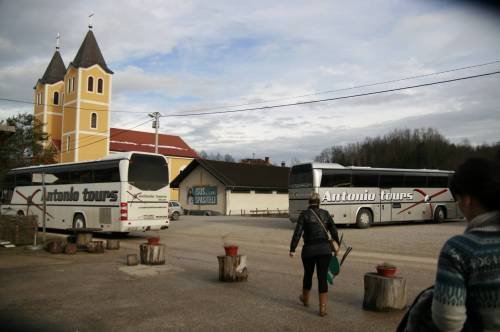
[217, 255, 248, 282]
[140, 243, 166, 265]
[127, 254, 138, 266]
[47, 240, 64, 254]
[76, 232, 93, 248]
[64, 243, 77, 254]
[87, 241, 105, 253]
[363, 272, 407, 311]
[106, 239, 120, 250]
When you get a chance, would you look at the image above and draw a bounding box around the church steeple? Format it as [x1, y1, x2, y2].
[60, 23, 113, 163]
[37, 36, 66, 85]
[70, 29, 113, 74]
[34, 34, 67, 159]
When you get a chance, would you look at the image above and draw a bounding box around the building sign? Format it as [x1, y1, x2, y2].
[192, 186, 217, 205]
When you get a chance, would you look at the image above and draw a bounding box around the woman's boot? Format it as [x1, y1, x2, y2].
[299, 289, 310, 307]
[319, 292, 328, 316]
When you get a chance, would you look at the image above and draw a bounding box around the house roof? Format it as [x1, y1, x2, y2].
[70, 30, 113, 74]
[37, 50, 66, 85]
[170, 159, 290, 190]
[109, 128, 198, 159]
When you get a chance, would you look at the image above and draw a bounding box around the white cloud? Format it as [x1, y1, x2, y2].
[0, 0, 499, 164]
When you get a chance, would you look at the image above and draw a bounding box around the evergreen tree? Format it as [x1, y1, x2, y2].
[314, 128, 499, 170]
[0, 113, 57, 180]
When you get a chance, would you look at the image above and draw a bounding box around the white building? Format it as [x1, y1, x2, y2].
[170, 159, 290, 216]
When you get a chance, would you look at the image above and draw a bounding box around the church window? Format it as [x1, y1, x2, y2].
[71, 77, 75, 92]
[88, 76, 94, 92]
[66, 136, 71, 151]
[97, 78, 103, 93]
[91, 113, 98, 129]
[53, 91, 59, 105]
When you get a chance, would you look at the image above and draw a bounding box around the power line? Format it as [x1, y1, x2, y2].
[28, 69, 500, 153]
[16, 68, 500, 152]
[1, 60, 499, 116]
[163, 60, 500, 113]
[160, 70, 500, 118]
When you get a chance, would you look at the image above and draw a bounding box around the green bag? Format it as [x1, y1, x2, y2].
[327, 255, 340, 285]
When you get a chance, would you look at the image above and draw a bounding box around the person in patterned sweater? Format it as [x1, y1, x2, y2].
[431, 158, 500, 331]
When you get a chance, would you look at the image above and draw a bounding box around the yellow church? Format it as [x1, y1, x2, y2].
[34, 25, 197, 201]
[34, 26, 112, 163]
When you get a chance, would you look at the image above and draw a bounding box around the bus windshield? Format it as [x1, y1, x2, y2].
[289, 164, 313, 188]
[128, 153, 169, 191]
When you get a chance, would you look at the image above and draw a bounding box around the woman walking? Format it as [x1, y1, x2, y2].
[289, 192, 340, 316]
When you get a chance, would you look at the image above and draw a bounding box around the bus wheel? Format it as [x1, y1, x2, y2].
[356, 208, 372, 229]
[171, 211, 180, 221]
[73, 214, 86, 229]
[17, 210, 25, 216]
[434, 207, 446, 224]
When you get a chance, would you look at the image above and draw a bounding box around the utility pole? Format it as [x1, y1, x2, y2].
[148, 112, 160, 153]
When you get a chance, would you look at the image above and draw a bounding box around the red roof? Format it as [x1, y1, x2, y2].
[109, 128, 198, 158]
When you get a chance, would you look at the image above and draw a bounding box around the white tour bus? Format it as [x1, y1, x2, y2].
[289, 162, 459, 228]
[0, 152, 170, 233]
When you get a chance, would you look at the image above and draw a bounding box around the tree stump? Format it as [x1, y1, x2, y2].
[47, 240, 64, 254]
[217, 255, 248, 282]
[87, 241, 105, 253]
[76, 232, 93, 248]
[106, 239, 120, 250]
[64, 243, 77, 255]
[127, 254, 138, 266]
[363, 272, 407, 311]
[139, 243, 166, 265]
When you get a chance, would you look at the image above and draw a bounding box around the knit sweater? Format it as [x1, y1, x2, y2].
[431, 211, 500, 332]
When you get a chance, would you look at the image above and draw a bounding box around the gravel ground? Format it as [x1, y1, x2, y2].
[0, 215, 467, 331]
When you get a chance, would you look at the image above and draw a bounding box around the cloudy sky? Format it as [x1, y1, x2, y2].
[0, 0, 499, 165]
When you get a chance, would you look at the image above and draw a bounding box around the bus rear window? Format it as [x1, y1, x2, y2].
[289, 164, 313, 187]
[128, 154, 169, 191]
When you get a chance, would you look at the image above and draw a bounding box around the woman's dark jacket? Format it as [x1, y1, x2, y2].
[290, 206, 340, 258]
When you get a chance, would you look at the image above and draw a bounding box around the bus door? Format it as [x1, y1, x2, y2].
[379, 188, 392, 222]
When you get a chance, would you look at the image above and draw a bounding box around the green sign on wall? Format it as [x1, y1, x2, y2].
[192, 186, 217, 205]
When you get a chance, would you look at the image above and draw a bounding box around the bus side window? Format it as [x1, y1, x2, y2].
[52, 171, 70, 184]
[70, 170, 92, 184]
[0, 175, 15, 204]
[93, 167, 120, 183]
[321, 171, 352, 187]
[404, 175, 428, 187]
[15, 173, 32, 186]
[352, 173, 379, 187]
[428, 176, 448, 188]
[379, 174, 404, 188]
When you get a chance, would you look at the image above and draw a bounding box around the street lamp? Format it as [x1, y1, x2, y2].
[148, 112, 160, 154]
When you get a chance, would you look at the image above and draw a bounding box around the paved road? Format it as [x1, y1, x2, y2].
[0, 216, 467, 331]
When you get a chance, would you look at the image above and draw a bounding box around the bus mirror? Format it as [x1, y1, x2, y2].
[32, 173, 58, 184]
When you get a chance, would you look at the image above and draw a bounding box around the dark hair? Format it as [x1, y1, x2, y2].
[450, 158, 500, 211]
[309, 192, 320, 206]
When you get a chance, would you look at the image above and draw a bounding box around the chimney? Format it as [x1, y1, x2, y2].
[281, 161, 286, 167]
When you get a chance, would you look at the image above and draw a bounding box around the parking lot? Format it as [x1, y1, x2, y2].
[0, 216, 466, 331]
